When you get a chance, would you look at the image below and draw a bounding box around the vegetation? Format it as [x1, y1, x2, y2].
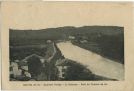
[64, 61, 94, 80]
[9, 26, 123, 81]
[10, 26, 124, 64]
[27, 56, 42, 78]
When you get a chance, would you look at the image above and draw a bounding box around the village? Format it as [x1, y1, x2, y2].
[10, 56, 72, 81]
[10, 40, 69, 81]
[10, 30, 123, 81]
[10, 35, 93, 81]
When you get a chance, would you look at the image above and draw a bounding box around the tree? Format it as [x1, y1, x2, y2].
[27, 56, 42, 78]
[64, 61, 94, 80]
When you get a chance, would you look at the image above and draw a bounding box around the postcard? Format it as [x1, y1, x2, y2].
[1, 1, 134, 91]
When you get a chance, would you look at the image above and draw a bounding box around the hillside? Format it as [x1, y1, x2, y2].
[10, 26, 124, 64]
[10, 26, 123, 45]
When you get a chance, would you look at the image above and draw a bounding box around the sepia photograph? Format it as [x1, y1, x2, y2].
[9, 26, 124, 81]
[1, 1, 134, 91]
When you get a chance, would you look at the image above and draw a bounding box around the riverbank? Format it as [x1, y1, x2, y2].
[56, 41, 124, 80]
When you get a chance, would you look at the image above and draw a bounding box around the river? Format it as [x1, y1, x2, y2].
[56, 41, 124, 80]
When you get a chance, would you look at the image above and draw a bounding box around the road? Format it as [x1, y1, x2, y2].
[47, 42, 57, 62]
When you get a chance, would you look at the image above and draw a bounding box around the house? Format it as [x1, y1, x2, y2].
[10, 61, 21, 77]
[21, 66, 28, 71]
[22, 54, 46, 67]
[55, 58, 70, 79]
[19, 54, 47, 79]
[18, 61, 28, 71]
[40, 58, 45, 64]
[11, 62, 18, 77]
[80, 40, 88, 43]
[47, 40, 52, 43]
[22, 54, 46, 63]
[24, 71, 31, 78]
[10, 54, 47, 80]
[22, 54, 46, 71]
[14, 60, 19, 63]
[68, 36, 75, 40]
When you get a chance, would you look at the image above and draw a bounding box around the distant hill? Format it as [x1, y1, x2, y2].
[10, 26, 123, 45]
[10, 26, 124, 64]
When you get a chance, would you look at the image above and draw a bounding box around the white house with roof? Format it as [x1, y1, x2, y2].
[18, 60, 28, 71]
[10, 61, 22, 77]
[24, 71, 31, 78]
[68, 36, 75, 40]
[55, 58, 70, 79]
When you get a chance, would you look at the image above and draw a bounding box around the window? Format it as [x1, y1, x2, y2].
[62, 73, 65, 77]
[62, 68, 65, 72]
